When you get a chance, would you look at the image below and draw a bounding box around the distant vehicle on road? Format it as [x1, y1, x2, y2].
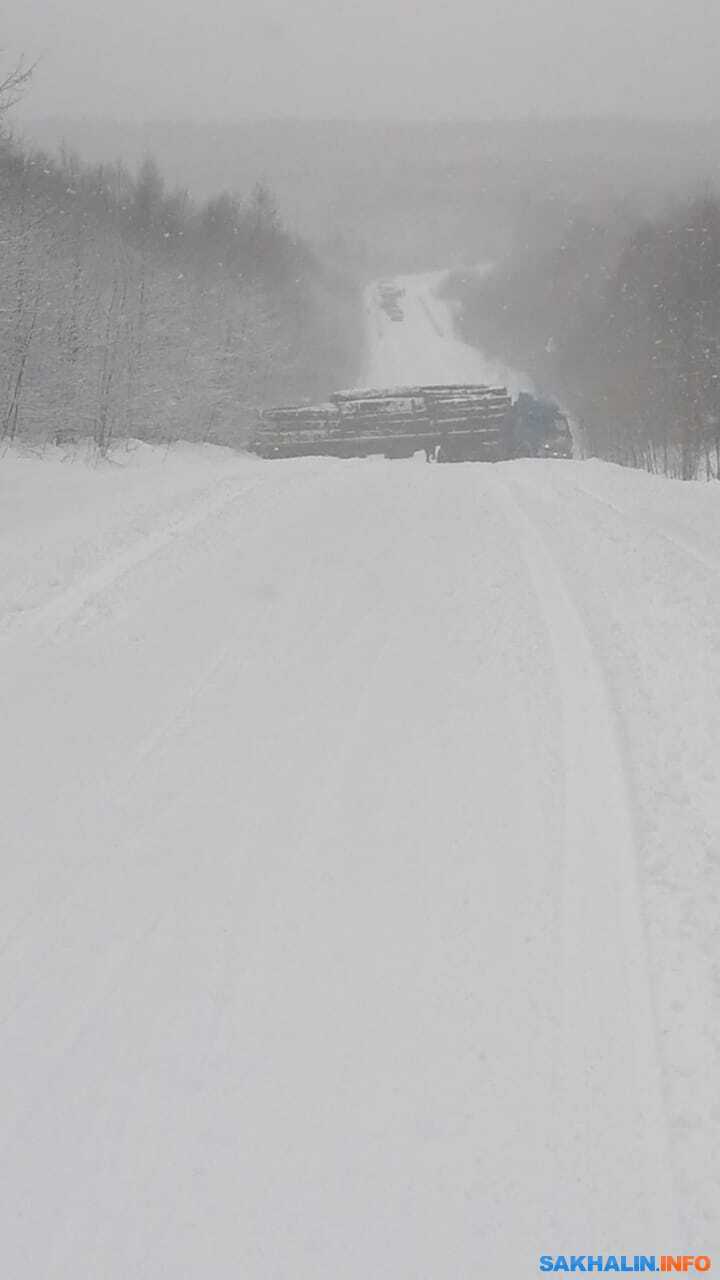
[378, 282, 405, 321]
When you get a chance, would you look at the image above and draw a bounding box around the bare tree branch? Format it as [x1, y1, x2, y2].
[0, 55, 35, 117]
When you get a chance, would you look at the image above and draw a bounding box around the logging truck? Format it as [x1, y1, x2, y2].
[248, 385, 572, 462]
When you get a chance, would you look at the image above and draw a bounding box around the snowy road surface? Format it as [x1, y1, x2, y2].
[1, 275, 718, 1276]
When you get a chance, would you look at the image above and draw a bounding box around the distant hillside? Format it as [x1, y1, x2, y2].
[15, 117, 720, 272]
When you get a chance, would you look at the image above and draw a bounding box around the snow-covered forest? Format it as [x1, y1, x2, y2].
[0, 70, 361, 453]
[446, 194, 720, 478]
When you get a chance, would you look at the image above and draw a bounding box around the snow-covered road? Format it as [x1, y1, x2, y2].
[365, 269, 530, 394]
[1, 276, 718, 1276]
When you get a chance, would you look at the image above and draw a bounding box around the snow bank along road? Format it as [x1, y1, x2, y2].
[1, 276, 718, 1277]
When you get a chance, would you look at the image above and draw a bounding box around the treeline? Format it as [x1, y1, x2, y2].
[0, 84, 361, 452]
[446, 192, 720, 479]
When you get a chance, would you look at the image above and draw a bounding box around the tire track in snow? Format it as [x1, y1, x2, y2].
[0, 460, 328, 971]
[418, 293, 446, 337]
[562, 474, 720, 580]
[0, 465, 269, 648]
[0, 498, 332, 1160]
[0, 467, 398, 1116]
[489, 469, 678, 1244]
[0, 465, 333, 966]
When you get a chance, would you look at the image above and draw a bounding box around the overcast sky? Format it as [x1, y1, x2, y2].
[5, 0, 720, 121]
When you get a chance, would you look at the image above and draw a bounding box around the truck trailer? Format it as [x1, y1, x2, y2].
[249, 385, 571, 462]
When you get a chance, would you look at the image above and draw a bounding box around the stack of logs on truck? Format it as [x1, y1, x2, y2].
[249, 385, 573, 462]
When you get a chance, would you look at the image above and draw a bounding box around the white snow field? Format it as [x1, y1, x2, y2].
[1, 275, 719, 1277]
